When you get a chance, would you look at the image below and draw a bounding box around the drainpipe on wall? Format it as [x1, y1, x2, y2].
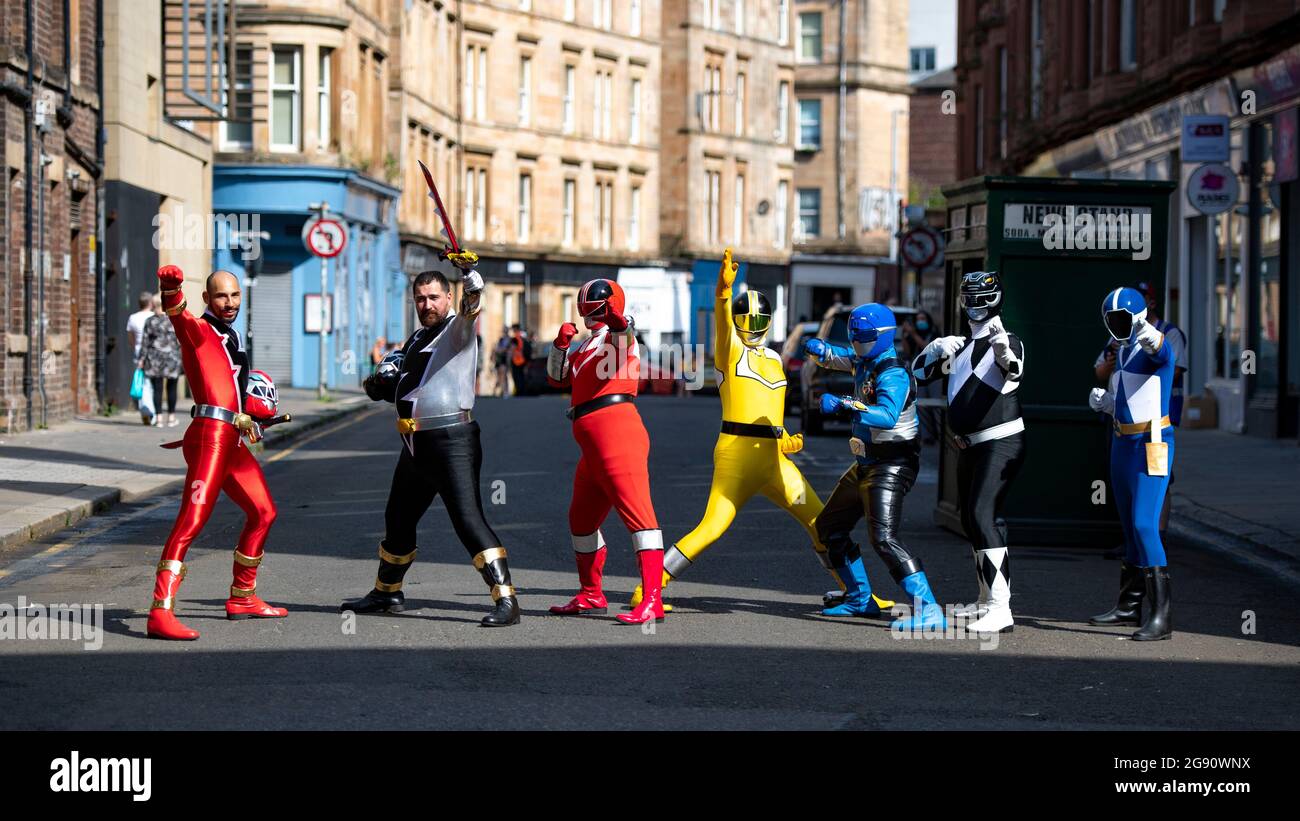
[23, 0, 35, 431]
[837, 0, 847, 241]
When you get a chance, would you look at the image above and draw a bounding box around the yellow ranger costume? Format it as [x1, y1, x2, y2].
[632, 249, 893, 611]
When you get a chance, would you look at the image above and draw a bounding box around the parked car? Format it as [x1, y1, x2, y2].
[780, 321, 822, 412]
[800, 304, 918, 435]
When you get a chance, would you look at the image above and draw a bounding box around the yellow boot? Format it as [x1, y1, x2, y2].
[630, 570, 674, 612]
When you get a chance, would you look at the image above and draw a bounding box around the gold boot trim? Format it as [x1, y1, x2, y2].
[229, 584, 257, 598]
[157, 559, 187, 579]
[233, 550, 263, 567]
[374, 579, 404, 593]
[491, 584, 516, 601]
[151, 597, 175, 611]
[473, 547, 507, 569]
[379, 545, 417, 565]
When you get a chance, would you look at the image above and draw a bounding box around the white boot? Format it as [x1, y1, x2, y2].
[965, 547, 1013, 633]
[952, 548, 989, 618]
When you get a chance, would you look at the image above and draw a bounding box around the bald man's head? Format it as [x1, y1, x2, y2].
[202, 270, 242, 323]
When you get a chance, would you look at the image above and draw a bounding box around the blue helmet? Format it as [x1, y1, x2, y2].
[1102, 287, 1148, 342]
[848, 303, 897, 359]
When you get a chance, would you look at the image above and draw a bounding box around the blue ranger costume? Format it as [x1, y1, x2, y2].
[804, 303, 946, 631]
[1088, 287, 1174, 641]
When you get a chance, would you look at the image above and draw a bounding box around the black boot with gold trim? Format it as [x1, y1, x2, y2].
[474, 547, 521, 627]
[340, 541, 416, 614]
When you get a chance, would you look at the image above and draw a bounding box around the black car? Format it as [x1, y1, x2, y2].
[799, 305, 918, 435]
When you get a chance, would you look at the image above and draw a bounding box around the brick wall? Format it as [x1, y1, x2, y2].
[2, 0, 101, 431]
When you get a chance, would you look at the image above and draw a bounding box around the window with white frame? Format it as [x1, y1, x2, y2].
[734, 72, 746, 136]
[735, 0, 745, 35]
[517, 173, 532, 243]
[631, 0, 642, 36]
[464, 44, 489, 121]
[910, 47, 936, 73]
[703, 62, 722, 131]
[798, 12, 822, 62]
[628, 185, 641, 250]
[797, 98, 820, 149]
[706, 0, 721, 29]
[564, 0, 575, 22]
[520, 0, 530, 10]
[518, 55, 532, 126]
[706, 170, 721, 244]
[776, 80, 789, 143]
[733, 174, 745, 244]
[775, 180, 788, 248]
[778, 0, 790, 46]
[594, 0, 612, 30]
[464, 166, 488, 241]
[594, 179, 613, 249]
[629, 78, 642, 144]
[563, 179, 576, 245]
[220, 44, 254, 150]
[563, 64, 576, 133]
[797, 188, 820, 239]
[317, 47, 332, 150]
[271, 46, 301, 151]
[593, 68, 613, 139]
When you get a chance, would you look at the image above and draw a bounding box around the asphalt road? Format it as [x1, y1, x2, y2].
[1, 395, 1296, 730]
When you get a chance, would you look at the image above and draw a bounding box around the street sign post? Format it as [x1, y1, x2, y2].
[304, 206, 348, 399]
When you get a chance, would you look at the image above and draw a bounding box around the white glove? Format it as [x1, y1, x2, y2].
[462, 270, 484, 293]
[1134, 317, 1162, 355]
[1089, 387, 1115, 415]
[990, 331, 1019, 374]
[934, 335, 966, 359]
[984, 315, 1006, 336]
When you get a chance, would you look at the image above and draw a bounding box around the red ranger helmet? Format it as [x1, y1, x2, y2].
[245, 370, 278, 418]
[577, 278, 625, 329]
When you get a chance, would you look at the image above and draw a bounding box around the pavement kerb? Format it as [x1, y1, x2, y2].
[0, 396, 371, 553]
[1168, 503, 1300, 591]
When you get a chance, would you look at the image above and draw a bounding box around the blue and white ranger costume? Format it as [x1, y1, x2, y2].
[804, 303, 946, 631]
[1088, 287, 1174, 641]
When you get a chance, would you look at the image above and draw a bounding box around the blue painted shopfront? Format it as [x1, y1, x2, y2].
[212, 166, 405, 390]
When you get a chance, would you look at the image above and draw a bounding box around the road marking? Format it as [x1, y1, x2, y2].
[266, 406, 381, 464]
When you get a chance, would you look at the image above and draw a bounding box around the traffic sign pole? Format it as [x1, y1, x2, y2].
[304, 203, 349, 400]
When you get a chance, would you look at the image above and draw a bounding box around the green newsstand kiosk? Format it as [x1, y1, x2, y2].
[936, 175, 1177, 546]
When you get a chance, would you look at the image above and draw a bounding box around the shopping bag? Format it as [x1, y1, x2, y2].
[140, 378, 155, 418]
[130, 367, 145, 400]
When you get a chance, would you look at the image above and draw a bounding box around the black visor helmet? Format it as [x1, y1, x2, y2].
[732, 289, 772, 347]
[960, 270, 1003, 322]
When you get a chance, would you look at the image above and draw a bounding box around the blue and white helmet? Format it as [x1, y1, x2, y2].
[1102, 287, 1148, 342]
[376, 348, 405, 379]
[848, 303, 897, 359]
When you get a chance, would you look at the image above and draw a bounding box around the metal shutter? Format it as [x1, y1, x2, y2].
[250, 265, 293, 384]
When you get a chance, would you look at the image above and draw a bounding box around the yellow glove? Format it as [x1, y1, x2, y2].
[779, 432, 804, 454]
[718, 247, 738, 294]
[445, 249, 479, 271]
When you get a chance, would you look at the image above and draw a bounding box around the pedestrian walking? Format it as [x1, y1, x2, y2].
[139, 296, 183, 428]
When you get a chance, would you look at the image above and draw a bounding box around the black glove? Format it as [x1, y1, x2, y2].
[363, 374, 395, 403]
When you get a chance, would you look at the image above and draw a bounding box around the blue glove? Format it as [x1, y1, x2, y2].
[820, 393, 847, 416]
[803, 337, 828, 359]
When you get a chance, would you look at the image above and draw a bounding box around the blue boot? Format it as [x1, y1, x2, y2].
[822, 557, 880, 617]
[891, 570, 947, 632]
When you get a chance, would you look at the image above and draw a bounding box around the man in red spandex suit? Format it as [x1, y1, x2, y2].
[546, 278, 666, 625]
[147, 265, 287, 640]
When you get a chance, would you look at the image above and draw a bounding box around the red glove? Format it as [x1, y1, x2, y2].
[554, 322, 578, 349]
[158, 265, 185, 288]
[600, 307, 629, 332]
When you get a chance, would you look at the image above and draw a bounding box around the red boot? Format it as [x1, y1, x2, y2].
[550, 546, 609, 615]
[225, 549, 288, 620]
[617, 549, 666, 625]
[146, 560, 200, 640]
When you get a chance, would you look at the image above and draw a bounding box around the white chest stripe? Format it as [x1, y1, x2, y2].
[735, 347, 786, 389]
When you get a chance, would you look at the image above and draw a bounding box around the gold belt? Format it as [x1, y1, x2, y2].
[396, 410, 472, 434]
[1114, 416, 1171, 436]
